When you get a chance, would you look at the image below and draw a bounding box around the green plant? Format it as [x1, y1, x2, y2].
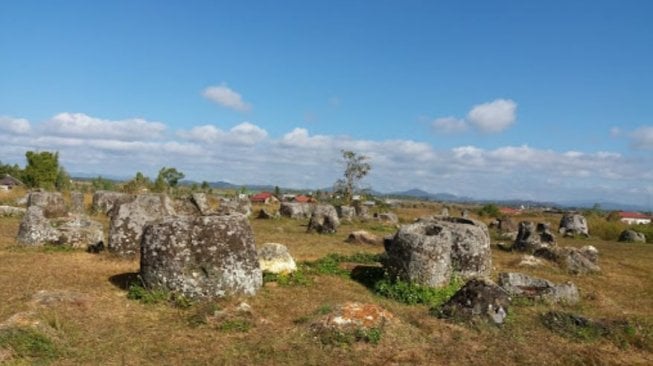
[0, 327, 59, 362]
[219, 319, 252, 333]
[356, 327, 383, 345]
[126, 283, 169, 304]
[262, 270, 311, 287]
[375, 275, 463, 307]
[478, 204, 500, 217]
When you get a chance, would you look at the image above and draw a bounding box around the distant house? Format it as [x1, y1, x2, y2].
[499, 207, 522, 216]
[0, 174, 23, 191]
[294, 195, 315, 203]
[618, 212, 652, 225]
[250, 192, 279, 204]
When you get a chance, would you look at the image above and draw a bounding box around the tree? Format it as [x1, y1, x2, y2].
[22, 151, 61, 189]
[274, 185, 281, 198]
[152, 167, 184, 192]
[55, 167, 72, 191]
[201, 181, 210, 190]
[92, 176, 115, 191]
[478, 204, 500, 217]
[0, 161, 22, 179]
[123, 172, 150, 193]
[333, 150, 371, 204]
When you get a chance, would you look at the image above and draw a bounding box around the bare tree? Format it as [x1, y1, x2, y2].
[333, 150, 371, 203]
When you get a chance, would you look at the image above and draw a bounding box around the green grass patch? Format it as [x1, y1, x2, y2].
[262, 270, 311, 286]
[301, 253, 384, 277]
[375, 276, 463, 307]
[0, 327, 59, 363]
[218, 319, 252, 333]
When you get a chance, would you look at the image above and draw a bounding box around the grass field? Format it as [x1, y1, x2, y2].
[1, 204, 652, 365]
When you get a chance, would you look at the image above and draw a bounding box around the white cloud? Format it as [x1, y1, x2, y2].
[178, 122, 268, 146]
[0, 113, 650, 206]
[467, 99, 517, 133]
[432, 117, 468, 133]
[202, 84, 251, 112]
[0, 116, 31, 134]
[432, 98, 517, 134]
[43, 113, 166, 141]
[630, 126, 653, 150]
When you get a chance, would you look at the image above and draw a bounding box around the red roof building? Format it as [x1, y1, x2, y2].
[618, 211, 652, 225]
[250, 192, 277, 204]
[294, 195, 314, 203]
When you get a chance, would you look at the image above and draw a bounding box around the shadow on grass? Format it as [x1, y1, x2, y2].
[350, 265, 385, 290]
[109, 272, 140, 290]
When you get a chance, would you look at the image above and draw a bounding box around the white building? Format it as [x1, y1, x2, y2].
[619, 212, 652, 225]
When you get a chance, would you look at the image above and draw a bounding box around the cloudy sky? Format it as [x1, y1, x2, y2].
[1, 1, 652, 206]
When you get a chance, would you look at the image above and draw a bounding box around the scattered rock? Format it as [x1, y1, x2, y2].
[258, 243, 297, 274]
[559, 213, 589, 237]
[140, 214, 262, 298]
[336, 205, 356, 222]
[54, 216, 104, 249]
[384, 216, 491, 287]
[438, 278, 510, 324]
[219, 198, 252, 217]
[440, 207, 450, 217]
[16, 206, 104, 249]
[279, 202, 314, 219]
[27, 191, 67, 218]
[513, 221, 556, 252]
[311, 302, 394, 344]
[191, 193, 212, 215]
[461, 209, 470, 218]
[345, 230, 383, 245]
[30, 290, 88, 307]
[618, 229, 646, 243]
[374, 212, 399, 225]
[534, 245, 600, 275]
[92, 191, 134, 215]
[0, 205, 26, 217]
[256, 208, 279, 220]
[16, 206, 59, 245]
[517, 255, 545, 267]
[354, 204, 370, 220]
[307, 204, 340, 234]
[70, 191, 85, 214]
[498, 272, 579, 304]
[108, 194, 175, 257]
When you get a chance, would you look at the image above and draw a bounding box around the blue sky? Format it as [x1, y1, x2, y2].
[1, 1, 652, 205]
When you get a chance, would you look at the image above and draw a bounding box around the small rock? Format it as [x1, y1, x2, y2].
[438, 278, 511, 324]
[307, 205, 340, 234]
[311, 302, 394, 344]
[498, 272, 579, 304]
[258, 243, 297, 274]
[374, 212, 399, 225]
[517, 255, 544, 267]
[345, 230, 382, 245]
[618, 229, 646, 243]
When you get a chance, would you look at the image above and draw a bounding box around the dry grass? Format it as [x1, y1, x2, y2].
[0, 207, 652, 365]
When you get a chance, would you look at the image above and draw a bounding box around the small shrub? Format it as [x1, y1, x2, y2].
[356, 327, 383, 344]
[126, 283, 169, 304]
[262, 270, 311, 287]
[478, 204, 500, 217]
[0, 327, 59, 362]
[375, 275, 463, 307]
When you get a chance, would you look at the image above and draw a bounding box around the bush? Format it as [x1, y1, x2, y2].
[478, 204, 500, 217]
[374, 276, 463, 307]
[0, 327, 59, 361]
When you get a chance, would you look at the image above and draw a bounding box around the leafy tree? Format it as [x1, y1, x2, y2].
[0, 161, 22, 179]
[123, 172, 150, 193]
[55, 167, 72, 191]
[274, 185, 281, 198]
[478, 204, 500, 217]
[201, 181, 210, 190]
[333, 150, 371, 204]
[157, 167, 185, 188]
[92, 176, 115, 191]
[22, 151, 61, 189]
